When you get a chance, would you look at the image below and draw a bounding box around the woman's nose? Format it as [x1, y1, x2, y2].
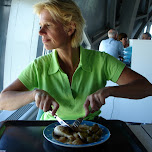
[39, 27, 46, 36]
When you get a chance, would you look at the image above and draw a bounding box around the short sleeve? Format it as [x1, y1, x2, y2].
[104, 53, 125, 82]
[99, 41, 104, 52]
[18, 60, 38, 90]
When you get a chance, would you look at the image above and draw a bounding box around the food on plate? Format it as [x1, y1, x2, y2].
[53, 123, 102, 145]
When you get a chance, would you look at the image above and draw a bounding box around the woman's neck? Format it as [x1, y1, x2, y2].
[57, 47, 80, 84]
[57, 47, 80, 70]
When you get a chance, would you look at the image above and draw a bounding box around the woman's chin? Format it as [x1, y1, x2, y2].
[44, 45, 55, 51]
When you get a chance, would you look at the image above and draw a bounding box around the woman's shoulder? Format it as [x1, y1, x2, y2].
[34, 53, 53, 64]
[82, 47, 108, 58]
[81, 47, 110, 66]
[28, 53, 54, 72]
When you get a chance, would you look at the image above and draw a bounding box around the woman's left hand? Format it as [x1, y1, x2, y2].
[83, 87, 110, 117]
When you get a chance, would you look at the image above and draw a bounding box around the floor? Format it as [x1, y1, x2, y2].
[128, 124, 152, 152]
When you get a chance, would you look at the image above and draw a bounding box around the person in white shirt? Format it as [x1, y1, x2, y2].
[99, 29, 124, 60]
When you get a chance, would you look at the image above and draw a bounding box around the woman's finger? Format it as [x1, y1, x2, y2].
[35, 92, 42, 107]
[83, 99, 90, 117]
[51, 101, 59, 115]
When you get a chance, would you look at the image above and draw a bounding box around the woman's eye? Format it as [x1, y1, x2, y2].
[40, 26, 42, 29]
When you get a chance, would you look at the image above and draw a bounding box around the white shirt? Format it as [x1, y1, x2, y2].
[99, 38, 124, 59]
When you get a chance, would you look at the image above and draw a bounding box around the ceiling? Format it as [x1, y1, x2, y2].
[74, 0, 152, 49]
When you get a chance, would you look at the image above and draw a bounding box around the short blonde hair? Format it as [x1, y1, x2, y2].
[33, 0, 86, 48]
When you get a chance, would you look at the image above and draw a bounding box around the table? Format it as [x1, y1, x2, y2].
[128, 123, 152, 152]
[0, 117, 147, 152]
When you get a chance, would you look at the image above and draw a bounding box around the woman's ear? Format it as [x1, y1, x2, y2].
[67, 22, 76, 36]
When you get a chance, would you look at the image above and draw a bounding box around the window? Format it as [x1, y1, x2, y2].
[150, 25, 152, 36]
[144, 26, 147, 33]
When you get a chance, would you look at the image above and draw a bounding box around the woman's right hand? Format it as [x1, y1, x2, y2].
[34, 89, 59, 116]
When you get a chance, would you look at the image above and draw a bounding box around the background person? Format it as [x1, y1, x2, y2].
[99, 29, 124, 60]
[0, 0, 152, 121]
[118, 33, 132, 66]
[141, 32, 151, 40]
[118, 33, 129, 48]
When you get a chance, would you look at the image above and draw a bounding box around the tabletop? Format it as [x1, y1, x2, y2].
[0, 117, 147, 152]
[128, 123, 152, 152]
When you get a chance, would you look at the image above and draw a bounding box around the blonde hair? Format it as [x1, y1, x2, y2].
[33, 0, 86, 48]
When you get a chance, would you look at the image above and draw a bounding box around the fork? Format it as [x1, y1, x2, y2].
[72, 117, 84, 128]
[72, 111, 92, 128]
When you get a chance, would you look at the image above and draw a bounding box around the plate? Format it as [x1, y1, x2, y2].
[43, 120, 110, 148]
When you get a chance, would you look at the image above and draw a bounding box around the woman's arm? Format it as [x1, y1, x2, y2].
[84, 66, 152, 116]
[0, 79, 59, 115]
[0, 79, 34, 110]
[110, 66, 152, 99]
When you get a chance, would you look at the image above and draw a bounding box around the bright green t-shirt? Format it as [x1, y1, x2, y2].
[18, 46, 125, 120]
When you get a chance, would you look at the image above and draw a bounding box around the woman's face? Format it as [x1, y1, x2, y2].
[121, 38, 128, 48]
[39, 9, 69, 50]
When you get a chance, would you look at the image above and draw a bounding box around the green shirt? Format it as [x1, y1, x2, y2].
[18, 46, 125, 120]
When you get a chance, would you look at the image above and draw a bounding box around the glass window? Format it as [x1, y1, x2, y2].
[150, 25, 152, 36]
[144, 26, 147, 33]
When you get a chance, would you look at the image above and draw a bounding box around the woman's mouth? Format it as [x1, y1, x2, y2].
[42, 39, 50, 43]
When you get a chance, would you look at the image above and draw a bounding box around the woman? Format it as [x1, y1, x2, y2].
[0, 0, 152, 120]
[118, 33, 132, 66]
[118, 33, 129, 48]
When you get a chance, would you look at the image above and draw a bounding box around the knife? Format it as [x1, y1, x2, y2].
[49, 111, 71, 127]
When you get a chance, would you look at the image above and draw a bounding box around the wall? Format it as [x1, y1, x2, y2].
[100, 40, 152, 123]
[3, 0, 40, 88]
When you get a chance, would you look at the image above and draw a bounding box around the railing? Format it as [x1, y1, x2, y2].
[0, 102, 38, 122]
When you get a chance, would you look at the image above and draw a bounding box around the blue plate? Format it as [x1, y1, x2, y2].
[43, 120, 110, 148]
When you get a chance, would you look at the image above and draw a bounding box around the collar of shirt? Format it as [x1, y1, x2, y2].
[48, 46, 91, 75]
[108, 38, 115, 43]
